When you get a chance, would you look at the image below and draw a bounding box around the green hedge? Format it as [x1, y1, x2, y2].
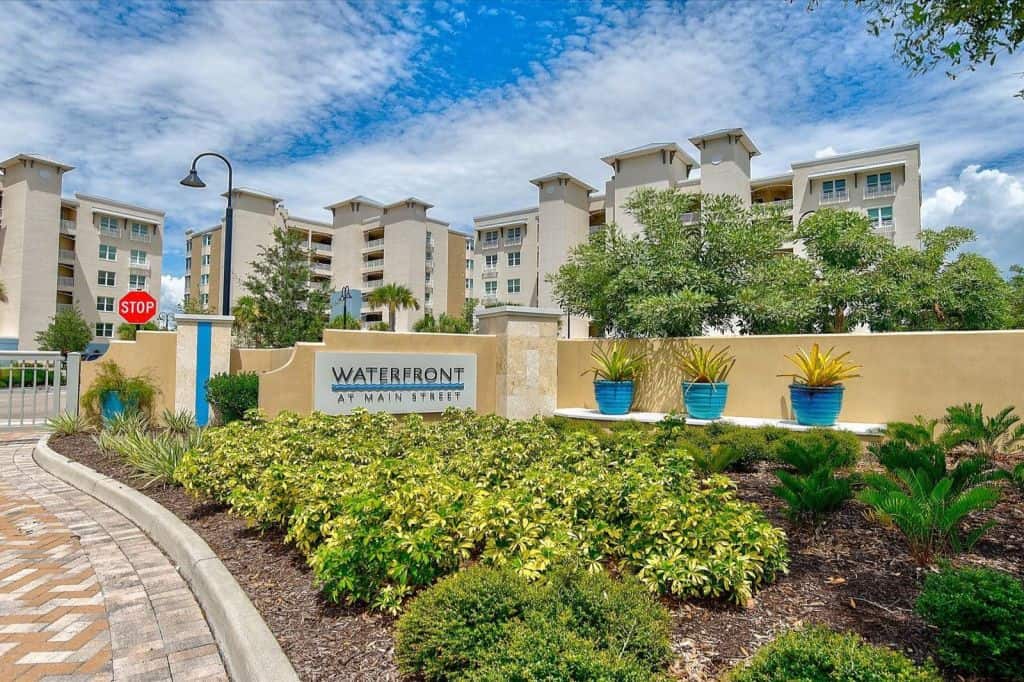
[176, 410, 789, 611]
[396, 565, 671, 681]
[204, 372, 258, 423]
[725, 626, 940, 681]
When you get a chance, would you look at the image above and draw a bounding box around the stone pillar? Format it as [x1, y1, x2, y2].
[477, 306, 562, 419]
[174, 315, 234, 426]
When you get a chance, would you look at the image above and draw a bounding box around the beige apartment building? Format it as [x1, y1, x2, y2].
[0, 154, 164, 351]
[185, 190, 468, 332]
[472, 129, 921, 336]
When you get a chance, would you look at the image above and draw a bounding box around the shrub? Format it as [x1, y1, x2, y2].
[116, 321, 159, 341]
[368, 321, 390, 331]
[47, 411, 91, 436]
[396, 565, 670, 682]
[160, 408, 196, 435]
[99, 427, 200, 487]
[1013, 462, 1024, 491]
[205, 372, 258, 424]
[178, 410, 788, 610]
[773, 439, 855, 523]
[941, 403, 1024, 457]
[725, 626, 941, 681]
[80, 362, 158, 424]
[915, 564, 1024, 678]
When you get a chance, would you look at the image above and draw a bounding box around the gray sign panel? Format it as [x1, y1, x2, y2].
[313, 351, 477, 415]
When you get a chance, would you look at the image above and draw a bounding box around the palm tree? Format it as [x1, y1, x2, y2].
[365, 283, 419, 331]
[0, 281, 7, 303]
[231, 295, 261, 346]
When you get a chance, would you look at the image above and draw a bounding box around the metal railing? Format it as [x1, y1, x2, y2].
[864, 184, 895, 199]
[873, 220, 895, 240]
[753, 198, 794, 211]
[60, 219, 77, 235]
[363, 238, 385, 250]
[56, 303, 73, 314]
[128, 231, 153, 243]
[820, 189, 849, 205]
[362, 259, 385, 271]
[58, 249, 76, 264]
[99, 225, 121, 237]
[130, 260, 150, 271]
[0, 351, 79, 428]
[482, 268, 498, 279]
[480, 239, 500, 249]
[504, 235, 523, 246]
[362, 280, 383, 290]
[57, 276, 75, 290]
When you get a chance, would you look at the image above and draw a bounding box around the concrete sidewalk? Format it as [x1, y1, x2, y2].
[0, 439, 227, 681]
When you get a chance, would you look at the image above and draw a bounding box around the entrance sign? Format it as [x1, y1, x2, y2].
[118, 291, 158, 324]
[314, 352, 477, 415]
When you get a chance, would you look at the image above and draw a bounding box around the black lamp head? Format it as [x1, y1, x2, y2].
[179, 169, 206, 188]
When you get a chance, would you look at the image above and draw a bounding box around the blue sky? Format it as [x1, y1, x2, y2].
[2, 0, 1023, 310]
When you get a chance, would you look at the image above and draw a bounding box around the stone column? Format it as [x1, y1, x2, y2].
[174, 315, 234, 426]
[477, 306, 562, 419]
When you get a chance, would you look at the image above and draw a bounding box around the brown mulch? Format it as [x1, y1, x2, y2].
[50, 434, 1023, 681]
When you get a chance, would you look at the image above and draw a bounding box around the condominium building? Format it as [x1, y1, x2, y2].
[185, 190, 468, 332]
[0, 154, 164, 351]
[472, 129, 921, 337]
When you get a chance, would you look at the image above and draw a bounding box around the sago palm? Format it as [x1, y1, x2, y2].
[366, 283, 420, 331]
[941, 403, 1024, 457]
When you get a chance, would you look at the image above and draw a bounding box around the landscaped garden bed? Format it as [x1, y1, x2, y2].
[48, 407, 1024, 680]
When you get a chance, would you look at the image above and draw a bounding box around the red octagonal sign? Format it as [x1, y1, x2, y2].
[118, 291, 158, 325]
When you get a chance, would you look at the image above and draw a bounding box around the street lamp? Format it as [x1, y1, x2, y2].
[180, 152, 234, 316]
[339, 285, 352, 328]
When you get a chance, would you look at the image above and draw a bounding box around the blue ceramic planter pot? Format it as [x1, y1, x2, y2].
[594, 380, 635, 415]
[789, 384, 845, 426]
[682, 381, 729, 420]
[100, 391, 135, 421]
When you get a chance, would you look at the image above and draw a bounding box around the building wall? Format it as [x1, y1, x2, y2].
[446, 232, 467, 315]
[473, 209, 540, 308]
[226, 193, 279, 308]
[79, 331, 178, 417]
[695, 136, 752, 202]
[606, 152, 689, 235]
[535, 177, 591, 338]
[557, 330, 1024, 424]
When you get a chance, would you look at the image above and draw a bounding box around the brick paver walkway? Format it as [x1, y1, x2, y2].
[0, 438, 228, 681]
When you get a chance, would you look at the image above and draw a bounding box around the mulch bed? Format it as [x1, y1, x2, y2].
[50, 433, 1023, 681]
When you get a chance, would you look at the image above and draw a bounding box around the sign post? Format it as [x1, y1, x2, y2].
[118, 291, 158, 331]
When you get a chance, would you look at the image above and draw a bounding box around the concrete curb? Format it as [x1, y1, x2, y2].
[33, 435, 299, 682]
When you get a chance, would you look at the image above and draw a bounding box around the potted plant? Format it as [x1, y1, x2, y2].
[778, 344, 860, 427]
[586, 342, 645, 415]
[81, 362, 158, 424]
[677, 343, 735, 420]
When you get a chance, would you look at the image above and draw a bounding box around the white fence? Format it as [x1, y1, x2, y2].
[0, 352, 79, 428]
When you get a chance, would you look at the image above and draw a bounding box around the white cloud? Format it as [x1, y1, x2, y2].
[160, 275, 185, 313]
[814, 146, 838, 159]
[922, 165, 1024, 268]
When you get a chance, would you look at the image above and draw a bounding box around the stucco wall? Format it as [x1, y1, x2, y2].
[259, 329, 499, 417]
[230, 347, 294, 374]
[558, 331, 1024, 424]
[80, 331, 178, 417]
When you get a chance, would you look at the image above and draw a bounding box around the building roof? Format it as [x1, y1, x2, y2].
[750, 172, 794, 188]
[529, 172, 597, 193]
[383, 197, 434, 210]
[324, 195, 384, 210]
[0, 153, 74, 173]
[688, 128, 761, 156]
[472, 206, 539, 223]
[221, 186, 283, 203]
[600, 142, 696, 167]
[805, 159, 907, 180]
[790, 142, 920, 169]
[76, 193, 165, 217]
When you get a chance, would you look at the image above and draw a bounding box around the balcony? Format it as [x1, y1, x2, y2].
[56, 303, 73, 314]
[60, 219, 77, 236]
[504, 235, 523, 246]
[128, 231, 153, 243]
[58, 249, 75, 264]
[873, 220, 895, 240]
[482, 268, 498, 280]
[362, 238, 385, 252]
[311, 262, 331, 276]
[820, 189, 849, 205]
[864, 184, 896, 200]
[480, 239, 500, 250]
[99, 225, 121, 238]
[680, 211, 700, 225]
[361, 280, 383, 291]
[57, 276, 75, 292]
[753, 198, 794, 212]
[362, 258, 385, 272]
[311, 242, 332, 255]
[130, 260, 150, 271]
[482, 294, 498, 305]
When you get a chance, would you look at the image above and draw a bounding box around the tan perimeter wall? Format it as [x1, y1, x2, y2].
[558, 331, 1024, 424]
[80, 331, 178, 418]
[259, 329, 498, 417]
[230, 347, 294, 375]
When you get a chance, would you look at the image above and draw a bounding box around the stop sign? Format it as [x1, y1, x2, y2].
[118, 291, 158, 324]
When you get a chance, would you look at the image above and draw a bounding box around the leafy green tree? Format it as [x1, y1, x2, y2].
[1009, 264, 1024, 327]
[178, 297, 214, 314]
[327, 314, 361, 330]
[36, 307, 92, 355]
[550, 190, 795, 336]
[413, 312, 471, 334]
[116, 322, 158, 340]
[240, 227, 330, 347]
[817, 0, 1024, 98]
[365, 283, 419, 332]
[230, 295, 261, 346]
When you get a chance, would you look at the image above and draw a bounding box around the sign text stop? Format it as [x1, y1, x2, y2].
[118, 291, 158, 325]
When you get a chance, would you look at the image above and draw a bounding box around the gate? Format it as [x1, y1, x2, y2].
[0, 351, 80, 428]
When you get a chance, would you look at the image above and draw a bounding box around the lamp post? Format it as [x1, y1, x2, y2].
[180, 152, 234, 316]
[340, 285, 352, 328]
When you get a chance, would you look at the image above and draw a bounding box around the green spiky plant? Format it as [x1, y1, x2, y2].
[941, 403, 1024, 457]
[772, 439, 855, 524]
[80, 362, 158, 425]
[689, 444, 745, 474]
[1012, 463, 1024, 492]
[160, 409, 197, 436]
[778, 343, 861, 387]
[586, 342, 646, 382]
[46, 411, 91, 437]
[676, 343, 735, 383]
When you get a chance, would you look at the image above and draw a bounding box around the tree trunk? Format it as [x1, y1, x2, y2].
[389, 304, 396, 332]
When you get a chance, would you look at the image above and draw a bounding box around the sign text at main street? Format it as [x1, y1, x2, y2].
[313, 352, 477, 415]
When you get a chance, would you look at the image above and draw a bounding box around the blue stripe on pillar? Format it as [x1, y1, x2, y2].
[194, 321, 212, 426]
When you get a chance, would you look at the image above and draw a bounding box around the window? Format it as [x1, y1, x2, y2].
[202, 254, 211, 265]
[507, 278, 521, 294]
[99, 215, 120, 236]
[98, 244, 116, 261]
[130, 249, 147, 265]
[200, 293, 209, 307]
[866, 172, 894, 197]
[200, 274, 209, 287]
[186, 240, 192, 253]
[466, 238, 475, 251]
[95, 323, 113, 338]
[465, 278, 473, 289]
[185, 257, 191, 269]
[466, 259, 473, 270]
[505, 226, 522, 244]
[98, 270, 115, 287]
[184, 275, 191, 289]
[484, 281, 497, 296]
[129, 274, 147, 290]
[484, 254, 498, 269]
[202, 234, 212, 246]
[821, 179, 847, 202]
[507, 251, 521, 267]
[483, 230, 499, 246]
[867, 206, 894, 228]
[183, 293, 191, 305]
[96, 296, 114, 312]
[130, 222, 151, 241]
